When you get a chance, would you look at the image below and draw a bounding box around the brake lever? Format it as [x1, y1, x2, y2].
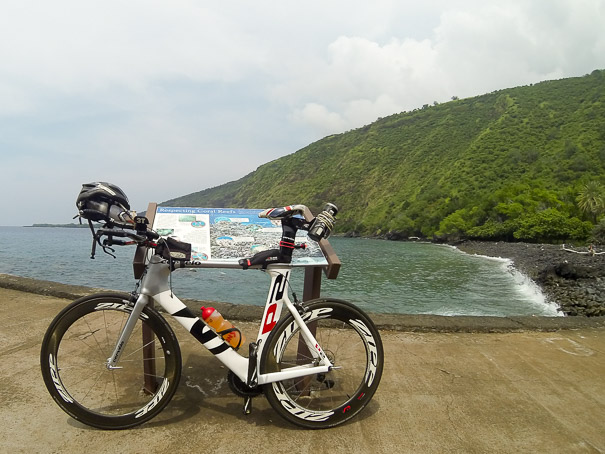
[101, 237, 117, 258]
[89, 232, 116, 259]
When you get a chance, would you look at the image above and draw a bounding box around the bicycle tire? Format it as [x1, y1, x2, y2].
[261, 298, 383, 429]
[40, 292, 182, 429]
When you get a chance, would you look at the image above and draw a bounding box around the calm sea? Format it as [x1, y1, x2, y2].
[0, 226, 560, 316]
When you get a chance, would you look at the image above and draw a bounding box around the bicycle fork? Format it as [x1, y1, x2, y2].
[106, 293, 151, 370]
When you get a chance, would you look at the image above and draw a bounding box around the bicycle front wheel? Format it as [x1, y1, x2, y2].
[40, 293, 182, 429]
[261, 298, 383, 429]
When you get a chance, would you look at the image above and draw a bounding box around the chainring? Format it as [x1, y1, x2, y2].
[227, 371, 263, 398]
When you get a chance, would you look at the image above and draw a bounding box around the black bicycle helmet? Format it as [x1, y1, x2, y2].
[76, 182, 131, 224]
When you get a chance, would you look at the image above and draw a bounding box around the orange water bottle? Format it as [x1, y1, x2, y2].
[201, 306, 245, 349]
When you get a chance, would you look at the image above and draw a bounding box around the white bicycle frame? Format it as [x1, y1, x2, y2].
[106, 254, 333, 386]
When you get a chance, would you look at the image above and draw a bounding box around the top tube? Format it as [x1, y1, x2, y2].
[173, 258, 325, 269]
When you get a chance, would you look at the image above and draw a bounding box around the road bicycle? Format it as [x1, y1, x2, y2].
[40, 197, 384, 430]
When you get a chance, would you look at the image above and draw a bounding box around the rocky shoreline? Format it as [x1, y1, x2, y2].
[454, 241, 605, 316]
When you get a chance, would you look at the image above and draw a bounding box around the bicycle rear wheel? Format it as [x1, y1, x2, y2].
[40, 293, 182, 429]
[261, 298, 383, 429]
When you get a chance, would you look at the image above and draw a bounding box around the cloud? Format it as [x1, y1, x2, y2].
[277, 0, 605, 135]
[0, 0, 604, 224]
[0, 1, 270, 115]
[291, 103, 347, 137]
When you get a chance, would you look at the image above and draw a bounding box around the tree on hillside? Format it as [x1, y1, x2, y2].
[577, 181, 605, 222]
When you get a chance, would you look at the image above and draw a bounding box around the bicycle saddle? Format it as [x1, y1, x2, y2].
[259, 204, 307, 219]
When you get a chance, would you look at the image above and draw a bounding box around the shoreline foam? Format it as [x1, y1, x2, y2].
[453, 241, 605, 317]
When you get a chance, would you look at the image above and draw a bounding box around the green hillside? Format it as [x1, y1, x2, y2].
[163, 70, 605, 243]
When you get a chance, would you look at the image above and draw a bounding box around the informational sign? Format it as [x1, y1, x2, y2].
[152, 207, 328, 266]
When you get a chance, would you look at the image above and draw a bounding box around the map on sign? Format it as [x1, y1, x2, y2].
[152, 207, 328, 266]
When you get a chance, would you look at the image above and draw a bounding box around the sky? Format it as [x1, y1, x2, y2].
[1, 0, 604, 226]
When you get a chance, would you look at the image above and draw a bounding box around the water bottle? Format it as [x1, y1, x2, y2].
[308, 203, 338, 242]
[201, 307, 245, 349]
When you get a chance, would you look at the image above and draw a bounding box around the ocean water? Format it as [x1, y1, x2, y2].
[0, 226, 561, 316]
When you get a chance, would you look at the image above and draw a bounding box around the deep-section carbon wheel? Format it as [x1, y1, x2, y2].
[261, 298, 383, 429]
[40, 293, 182, 429]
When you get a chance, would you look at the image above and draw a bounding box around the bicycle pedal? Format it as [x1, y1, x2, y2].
[243, 396, 252, 415]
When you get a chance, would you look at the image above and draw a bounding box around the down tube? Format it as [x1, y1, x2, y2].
[152, 290, 249, 382]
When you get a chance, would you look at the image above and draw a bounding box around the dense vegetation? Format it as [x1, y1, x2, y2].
[163, 70, 605, 243]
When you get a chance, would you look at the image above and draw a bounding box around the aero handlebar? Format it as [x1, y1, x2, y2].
[90, 225, 160, 258]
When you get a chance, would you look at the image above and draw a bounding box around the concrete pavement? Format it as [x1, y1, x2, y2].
[1, 281, 605, 453]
